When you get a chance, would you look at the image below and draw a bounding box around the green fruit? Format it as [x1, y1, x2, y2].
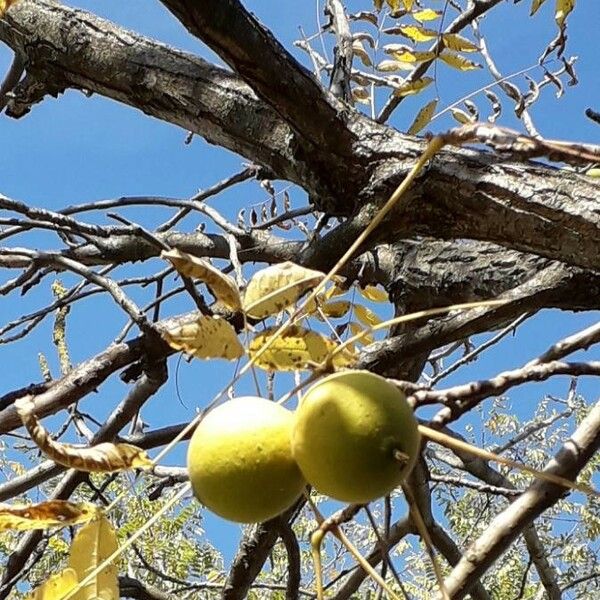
[187, 396, 306, 523]
[291, 371, 420, 503]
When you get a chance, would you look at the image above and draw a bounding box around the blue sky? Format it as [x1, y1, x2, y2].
[1, 0, 599, 565]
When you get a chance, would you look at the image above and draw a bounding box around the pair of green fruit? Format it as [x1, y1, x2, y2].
[186, 371, 421, 523]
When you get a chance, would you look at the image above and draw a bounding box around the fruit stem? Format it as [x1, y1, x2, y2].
[310, 529, 326, 600]
[306, 493, 402, 600]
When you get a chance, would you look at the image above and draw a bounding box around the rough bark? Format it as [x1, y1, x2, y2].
[1, 1, 599, 269]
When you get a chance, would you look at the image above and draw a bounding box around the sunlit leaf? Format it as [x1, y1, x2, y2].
[352, 39, 372, 67]
[531, 0, 548, 15]
[555, 0, 574, 26]
[161, 249, 242, 312]
[586, 168, 600, 178]
[442, 33, 479, 53]
[0, 501, 98, 531]
[389, 49, 436, 63]
[451, 107, 475, 124]
[376, 59, 411, 72]
[324, 282, 348, 299]
[407, 99, 438, 135]
[68, 515, 119, 600]
[26, 568, 78, 600]
[0, 0, 18, 17]
[321, 300, 352, 318]
[354, 304, 383, 328]
[398, 25, 438, 42]
[162, 315, 244, 360]
[401, 0, 413, 10]
[412, 8, 441, 22]
[393, 77, 433, 97]
[439, 52, 482, 71]
[243, 262, 325, 319]
[383, 42, 413, 54]
[349, 321, 374, 345]
[15, 398, 153, 472]
[358, 285, 390, 303]
[248, 326, 356, 371]
[352, 11, 379, 26]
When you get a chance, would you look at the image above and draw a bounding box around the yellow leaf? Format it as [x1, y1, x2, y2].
[0, 0, 18, 17]
[321, 300, 352, 318]
[555, 0, 574, 26]
[352, 40, 372, 67]
[442, 33, 479, 53]
[0, 501, 98, 531]
[68, 515, 119, 600]
[394, 77, 433, 97]
[376, 60, 412, 72]
[303, 296, 319, 315]
[323, 282, 348, 299]
[354, 304, 383, 328]
[408, 99, 438, 135]
[401, 0, 413, 10]
[349, 321, 374, 346]
[26, 568, 78, 600]
[248, 326, 355, 371]
[586, 168, 600, 178]
[531, 0, 548, 15]
[451, 107, 475, 124]
[358, 285, 390, 303]
[161, 249, 241, 312]
[386, 0, 401, 9]
[439, 52, 482, 71]
[162, 315, 244, 360]
[398, 25, 438, 42]
[243, 262, 325, 319]
[412, 8, 441, 22]
[390, 49, 436, 63]
[15, 398, 153, 472]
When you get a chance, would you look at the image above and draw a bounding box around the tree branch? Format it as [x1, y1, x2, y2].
[222, 497, 305, 600]
[159, 0, 354, 154]
[442, 399, 600, 598]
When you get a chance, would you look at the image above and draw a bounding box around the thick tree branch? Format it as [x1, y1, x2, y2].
[158, 0, 355, 154]
[1, 2, 599, 268]
[0, 0, 336, 202]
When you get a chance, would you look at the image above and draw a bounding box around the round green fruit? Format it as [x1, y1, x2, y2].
[291, 370, 420, 503]
[187, 397, 306, 523]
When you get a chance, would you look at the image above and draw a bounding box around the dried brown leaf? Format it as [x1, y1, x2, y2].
[15, 397, 153, 472]
[0, 500, 98, 531]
